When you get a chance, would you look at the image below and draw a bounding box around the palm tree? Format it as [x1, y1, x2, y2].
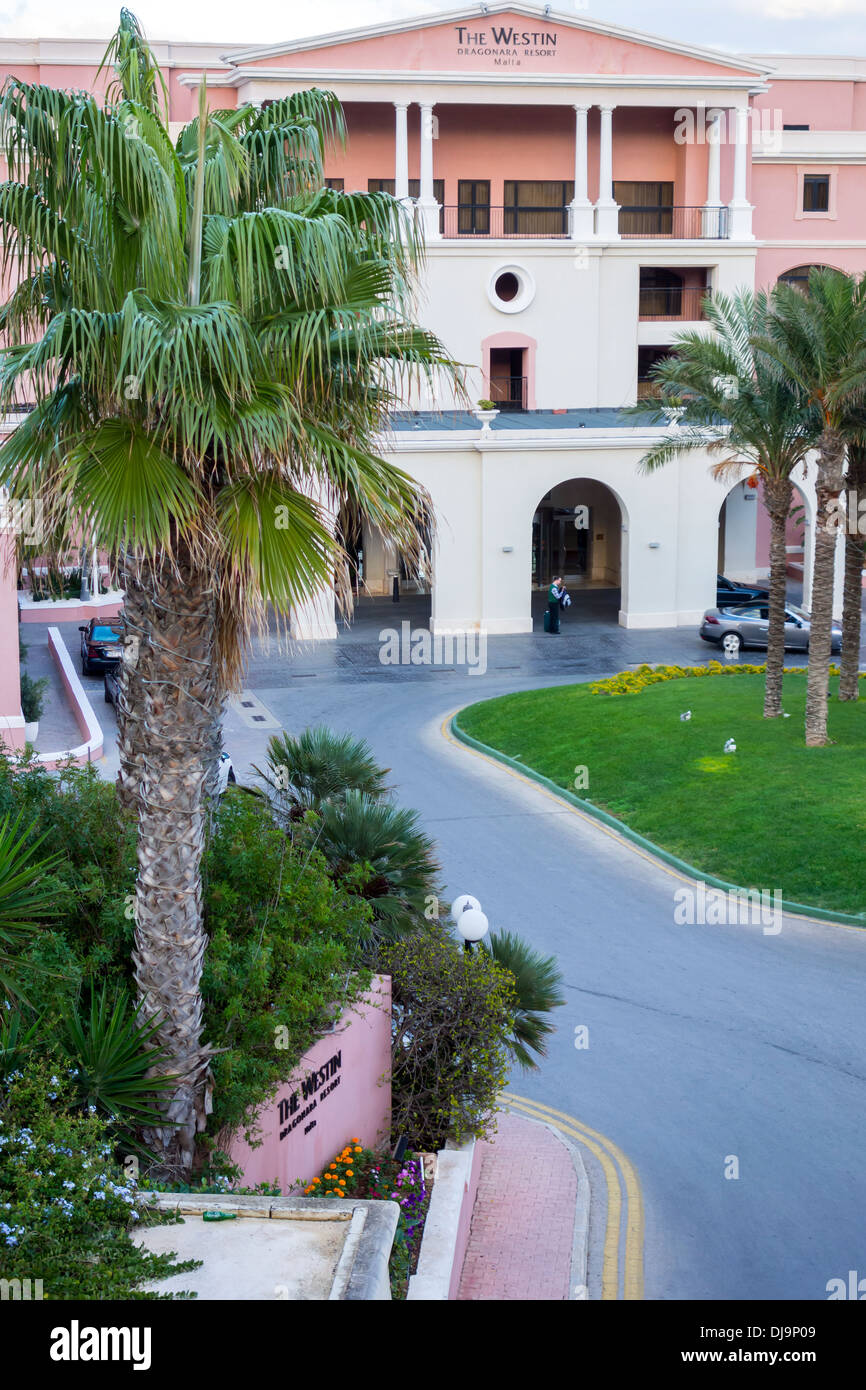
[254, 725, 389, 820]
[485, 929, 565, 1070]
[313, 791, 440, 942]
[635, 290, 818, 718]
[0, 11, 457, 1169]
[838, 441, 866, 701]
[757, 268, 866, 744]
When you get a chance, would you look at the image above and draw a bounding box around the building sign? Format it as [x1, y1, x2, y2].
[454, 24, 560, 65]
[278, 1050, 343, 1141]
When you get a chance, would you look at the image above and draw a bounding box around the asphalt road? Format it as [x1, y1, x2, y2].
[70, 594, 866, 1301]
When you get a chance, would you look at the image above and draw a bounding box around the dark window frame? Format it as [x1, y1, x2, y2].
[802, 174, 830, 213]
[503, 180, 574, 235]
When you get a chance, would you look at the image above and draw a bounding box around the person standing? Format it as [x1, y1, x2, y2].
[547, 576, 564, 634]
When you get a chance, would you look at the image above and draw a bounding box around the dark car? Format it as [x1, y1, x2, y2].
[103, 666, 120, 707]
[716, 574, 769, 608]
[79, 619, 123, 676]
[700, 602, 842, 657]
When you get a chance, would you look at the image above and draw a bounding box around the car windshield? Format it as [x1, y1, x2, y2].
[786, 605, 809, 622]
[91, 626, 120, 642]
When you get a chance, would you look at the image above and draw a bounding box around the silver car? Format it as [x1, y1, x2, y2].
[699, 602, 842, 657]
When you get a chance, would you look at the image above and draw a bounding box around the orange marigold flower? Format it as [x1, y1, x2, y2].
[346, 1170, 354, 1178]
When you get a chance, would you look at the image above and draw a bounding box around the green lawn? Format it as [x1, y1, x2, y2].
[457, 673, 866, 918]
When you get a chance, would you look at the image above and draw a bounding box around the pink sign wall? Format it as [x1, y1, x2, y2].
[229, 976, 392, 1192]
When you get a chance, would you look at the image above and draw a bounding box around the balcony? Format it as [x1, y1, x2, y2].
[638, 286, 712, 321]
[442, 206, 570, 239]
[619, 205, 729, 239]
[487, 376, 528, 412]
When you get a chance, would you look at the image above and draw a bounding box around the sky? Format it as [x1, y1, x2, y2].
[0, 0, 865, 57]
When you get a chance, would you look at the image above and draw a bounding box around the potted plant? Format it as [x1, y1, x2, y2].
[20, 671, 48, 744]
[474, 398, 499, 434]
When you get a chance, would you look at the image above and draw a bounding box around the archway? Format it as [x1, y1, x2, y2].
[717, 476, 809, 601]
[531, 477, 626, 628]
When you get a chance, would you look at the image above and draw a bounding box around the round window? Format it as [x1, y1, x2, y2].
[494, 271, 519, 302]
[487, 263, 535, 314]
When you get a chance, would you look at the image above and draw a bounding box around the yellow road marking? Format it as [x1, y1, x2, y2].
[507, 1092, 645, 1301]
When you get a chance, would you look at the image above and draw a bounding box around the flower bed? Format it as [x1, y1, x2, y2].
[303, 1138, 431, 1299]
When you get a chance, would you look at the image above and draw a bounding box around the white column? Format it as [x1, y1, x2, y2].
[569, 104, 594, 240]
[394, 101, 409, 202]
[594, 104, 620, 239]
[702, 110, 723, 237]
[290, 483, 338, 641]
[728, 105, 754, 239]
[417, 102, 441, 240]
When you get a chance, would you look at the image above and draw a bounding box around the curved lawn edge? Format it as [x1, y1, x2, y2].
[449, 710, 866, 931]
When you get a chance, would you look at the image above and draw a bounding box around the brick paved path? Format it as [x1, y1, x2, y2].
[457, 1111, 578, 1300]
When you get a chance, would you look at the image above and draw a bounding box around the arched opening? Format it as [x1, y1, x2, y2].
[531, 477, 626, 628]
[717, 476, 808, 603]
[777, 263, 844, 293]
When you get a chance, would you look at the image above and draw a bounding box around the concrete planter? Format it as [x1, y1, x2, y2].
[406, 1136, 482, 1300]
[23, 720, 38, 743]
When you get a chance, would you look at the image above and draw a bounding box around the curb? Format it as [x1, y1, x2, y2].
[505, 1106, 591, 1300]
[449, 712, 866, 931]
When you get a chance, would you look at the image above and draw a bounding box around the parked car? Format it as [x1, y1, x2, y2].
[716, 574, 769, 607]
[103, 666, 120, 707]
[79, 619, 123, 676]
[700, 602, 842, 657]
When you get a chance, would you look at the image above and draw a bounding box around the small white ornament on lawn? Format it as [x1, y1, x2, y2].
[724, 738, 737, 753]
[680, 710, 692, 722]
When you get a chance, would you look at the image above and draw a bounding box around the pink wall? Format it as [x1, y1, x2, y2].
[229, 977, 392, 1192]
[0, 531, 23, 752]
[250, 14, 757, 79]
[327, 101, 719, 209]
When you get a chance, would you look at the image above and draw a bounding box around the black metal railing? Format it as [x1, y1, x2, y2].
[442, 205, 570, 238]
[487, 376, 528, 411]
[619, 205, 729, 239]
[638, 286, 712, 320]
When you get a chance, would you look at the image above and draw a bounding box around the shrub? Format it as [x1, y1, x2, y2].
[201, 793, 373, 1154]
[0, 1058, 197, 1298]
[375, 928, 516, 1150]
[19, 672, 48, 725]
[587, 660, 830, 696]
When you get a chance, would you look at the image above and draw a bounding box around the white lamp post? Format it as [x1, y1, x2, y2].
[454, 895, 489, 953]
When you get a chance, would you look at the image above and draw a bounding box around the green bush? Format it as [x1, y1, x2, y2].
[201, 793, 373, 1153]
[19, 672, 48, 725]
[375, 928, 516, 1150]
[0, 1058, 197, 1298]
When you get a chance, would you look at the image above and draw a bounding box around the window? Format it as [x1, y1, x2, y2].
[503, 180, 573, 236]
[802, 174, 830, 212]
[615, 182, 674, 236]
[325, 177, 344, 190]
[783, 124, 810, 131]
[457, 179, 490, 234]
[368, 178, 444, 202]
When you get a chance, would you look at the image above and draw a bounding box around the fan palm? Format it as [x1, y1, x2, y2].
[0, 10, 458, 1169]
[839, 441, 866, 700]
[254, 725, 389, 820]
[634, 289, 818, 718]
[313, 791, 440, 942]
[756, 268, 866, 744]
[0, 812, 62, 1005]
[485, 929, 565, 1070]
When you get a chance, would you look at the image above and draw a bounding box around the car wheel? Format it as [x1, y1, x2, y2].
[721, 632, 742, 657]
[82, 662, 90, 677]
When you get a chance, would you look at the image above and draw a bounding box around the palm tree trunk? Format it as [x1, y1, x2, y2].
[839, 443, 866, 701]
[116, 551, 151, 815]
[806, 429, 846, 746]
[762, 477, 792, 718]
[132, 547, 218, 1173]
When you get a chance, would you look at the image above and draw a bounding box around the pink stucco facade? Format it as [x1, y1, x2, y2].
[228, 977, 392, 1192]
